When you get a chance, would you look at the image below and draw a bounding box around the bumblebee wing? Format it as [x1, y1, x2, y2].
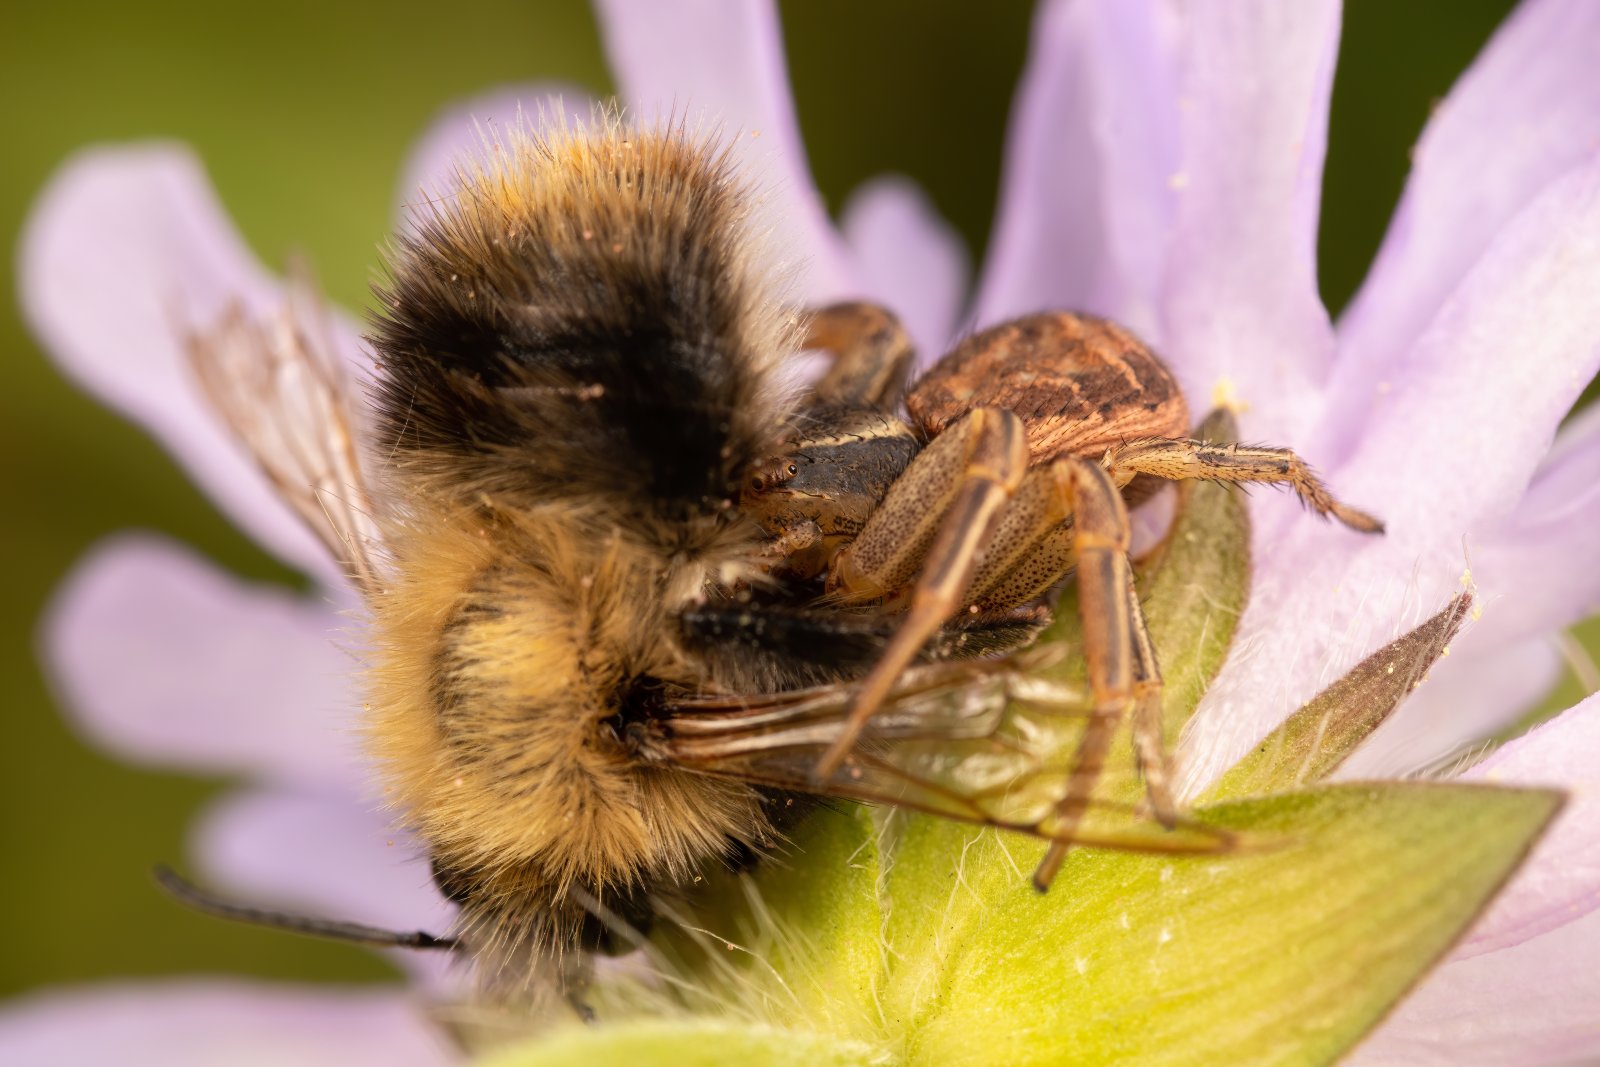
[185, 266, 384, 595]
[653, 655, 1233, 855]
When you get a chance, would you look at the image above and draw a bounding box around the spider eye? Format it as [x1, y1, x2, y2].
[786, 463, 798, 476]
[750, 475, 766, 491]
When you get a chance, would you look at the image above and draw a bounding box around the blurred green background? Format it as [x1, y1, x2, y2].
[3, 0, 1587, 1001]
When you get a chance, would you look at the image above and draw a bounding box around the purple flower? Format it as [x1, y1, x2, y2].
[9, 1, 1600, 1063]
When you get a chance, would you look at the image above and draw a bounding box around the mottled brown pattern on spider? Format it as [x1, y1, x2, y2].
[906, 312, 1189, 463]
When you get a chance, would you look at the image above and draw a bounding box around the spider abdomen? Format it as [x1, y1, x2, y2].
[905, 311, 1190, 463]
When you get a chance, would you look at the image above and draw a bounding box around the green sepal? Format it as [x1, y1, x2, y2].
[1205, 591, 1474, 801]
[485, 783, 1559, 1067]
[645, 805, 887, 1036]
[891, 782, 1559, 1067]
[475, 1018, 881, 1067]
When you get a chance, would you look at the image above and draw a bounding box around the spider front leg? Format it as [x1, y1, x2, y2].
[804, 302, 916, 410]
[812, 407, 1030, 778]
[1110, 436, 1384, 533]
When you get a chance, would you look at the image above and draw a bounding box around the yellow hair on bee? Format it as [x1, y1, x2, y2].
[368, 507, 762, 887]
[363, 117, 797, 985]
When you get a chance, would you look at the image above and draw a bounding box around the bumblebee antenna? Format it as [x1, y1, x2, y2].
[153, 865, 459, 952]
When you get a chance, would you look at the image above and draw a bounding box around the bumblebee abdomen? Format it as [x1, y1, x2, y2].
[369, 118, 794, 535]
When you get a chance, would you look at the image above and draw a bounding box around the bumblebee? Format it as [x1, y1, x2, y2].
[179, 113, 1379, 998]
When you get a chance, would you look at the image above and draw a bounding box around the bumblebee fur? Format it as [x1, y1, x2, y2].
[364, 117, 810, 986]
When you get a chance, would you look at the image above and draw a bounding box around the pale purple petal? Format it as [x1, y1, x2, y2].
[41, 534, 364, 789]
[1470, 401, 1600, 643]
[1350, 906, 1600, 1066]
[1158, 0, 1342, 444]
[973, 0, 1181, 341]
[18, 145, 351, 588]
[394, 82, 597, 219]
[1453, 693, 1600, 957]
[194, 787, 459, 989]
[193, 788, 453, 947]
[1337, 634, 1563, 779]
[592, 0, 857, 302]
[1329, 229, 1600, 777]
[1183, 154, 1600, 792]
[1530, 390, 1600, 500]
[1322, 0, 1600, 464]
[0, 981, 453, 1067]
[838, 177, 967, 362]
[1335, 158, 1600, 538]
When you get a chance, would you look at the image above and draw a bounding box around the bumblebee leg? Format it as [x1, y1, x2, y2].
[805, 302, 916, 409]
[814, 408, 1029, 777]
[1109, 437, 1383, 534]
[1033, 458, 1141, 890]
[560, 956, 598, 1024]
[680, 602, 903, 689]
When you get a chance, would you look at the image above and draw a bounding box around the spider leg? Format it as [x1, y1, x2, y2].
[1125, 575, 1175, 828]
[1110, 437, 1383, 533]
[1032, 458, 1144, 890]
[935, 456, 1176, 886]
[805, 302, 916, 410]
[813, 408, 1029, 778]
[958, 458, 1076, 610]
